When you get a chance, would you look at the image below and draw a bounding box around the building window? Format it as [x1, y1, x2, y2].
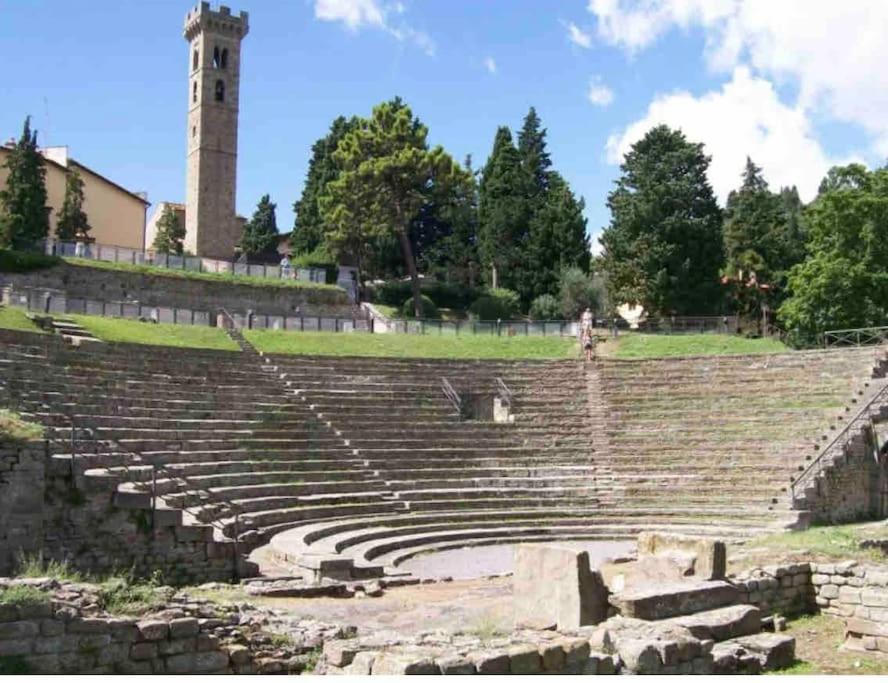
[221, 48, 229, 69]
[213, 46, 220, 69]
[215, 79, 225, 102]
[192, 49, 199, 71]
[192, 126, 196, 138]
[192, 81, 197, 103]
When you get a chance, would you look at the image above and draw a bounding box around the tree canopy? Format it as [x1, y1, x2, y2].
[151, 204, 186, 255]
[239, 194, 279, 259]
[0, 116, 50, 250]
[320, 99, 469, 317]
[600, 125, 724, 315]
[55, 169, 91, 242]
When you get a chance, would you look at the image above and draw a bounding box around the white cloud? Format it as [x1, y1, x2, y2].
[314, 0, 435, 56]
[484, 57, 497, 75]
[588, 0, 888, 154]
[587, 76, 614, 106]
[605, 67, 849, 203]
[565, 22, 592, 49]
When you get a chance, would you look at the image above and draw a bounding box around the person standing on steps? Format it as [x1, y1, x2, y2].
[581, 307, 593, 334]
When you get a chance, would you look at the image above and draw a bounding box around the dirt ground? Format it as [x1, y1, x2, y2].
[777, 613, 888, 675]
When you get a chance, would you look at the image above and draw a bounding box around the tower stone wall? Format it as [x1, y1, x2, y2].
[183, 2, 248, 259]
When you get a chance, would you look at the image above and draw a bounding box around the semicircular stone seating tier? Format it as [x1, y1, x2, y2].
[0, 327, 884, 582]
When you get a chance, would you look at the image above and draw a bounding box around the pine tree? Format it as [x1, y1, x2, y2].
[55, 169, 91, 241]
[151, 204, 186, 255]
[478, 126, 530, 292]
[239, 194, 279, 258]
[291, 116, 360, 254]
[601, 125, 724, 315]
[0, 116, 50, 250]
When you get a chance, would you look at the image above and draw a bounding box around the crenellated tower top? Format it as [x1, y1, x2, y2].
[183, 3, 249, 42]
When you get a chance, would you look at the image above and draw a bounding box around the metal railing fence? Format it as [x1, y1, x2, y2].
[823, 326, 888, 348]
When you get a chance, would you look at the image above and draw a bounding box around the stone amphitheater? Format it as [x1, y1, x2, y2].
[3, 321, 888, 674]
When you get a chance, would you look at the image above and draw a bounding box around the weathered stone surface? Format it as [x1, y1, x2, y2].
[508, 644, 541, 674]
[169, 617, 200, 638]
[136, 620, 169, 641]
[539, 642, 565, 671]
[0, 620, 39, 639]
[733, 633, 795, 670]
[324, 640, 357, 668]
[512, 544, 608, 630]
[469, 650, 510, 674]
[668, 605, 762, 641]
[436, 655, 475, 674]
[600, 555, 692, 593]
[610, 580, 739, 620]
[344, 651, 377, 675]
[165, 650, 230, 674]
[129, 642, 157, 661]
[371, 651, 437, 675]
[845, 617, 888, 638]
[637, 532, 726, 580]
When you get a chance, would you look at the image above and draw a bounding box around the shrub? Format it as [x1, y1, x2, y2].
[373, 279, 481, 309]
[400, 294, 439, 319]
[559, 267, 603, 320]
[469, 288, 521, 320]
[529, 294, 562, 321]
[291, 246, 338, 284]
[0, 249, 60, 273]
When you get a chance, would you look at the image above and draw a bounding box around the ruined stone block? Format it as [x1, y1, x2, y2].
[637, 532, 726, 580]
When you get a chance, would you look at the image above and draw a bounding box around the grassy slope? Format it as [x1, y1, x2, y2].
[609, 333, 788, 359]
[0, 409, 43, 441]
[245, 329, 579, 360]
[69, 314, 240, 351]
[0, 306, 44, 333]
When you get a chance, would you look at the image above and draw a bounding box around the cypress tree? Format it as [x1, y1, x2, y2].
[56, 169, 91, 242]
[517, 106, 551, 199]
[291, 116, 360, 254]
[239, 194, 279, 258]
[478, 127, 529, 291]
[0, 116, 50, 250]
[151, 204, 186, 255]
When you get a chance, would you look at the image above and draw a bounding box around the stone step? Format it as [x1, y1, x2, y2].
[610, 581, 740, 620]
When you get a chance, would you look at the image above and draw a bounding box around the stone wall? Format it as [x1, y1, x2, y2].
[732, 563, 815, 617]
[1, 262, 352, 318]
[811, 561, 888, 654]
[0, 440, 252, 584]
[0, 440, 45, 575]
[803, 425, 888, 524]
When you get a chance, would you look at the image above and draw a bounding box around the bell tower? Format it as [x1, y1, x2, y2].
[183, 3, 248, 259]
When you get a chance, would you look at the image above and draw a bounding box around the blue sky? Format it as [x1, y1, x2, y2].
[1, 1, 884, 251]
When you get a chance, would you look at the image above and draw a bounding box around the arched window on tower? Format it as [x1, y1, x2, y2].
[221, 48, 229, 69]
[192, 49, 199, 71]
[215, 79, 225, 102]
[212, 46, 220, 69]
[192, 81, 198, 103]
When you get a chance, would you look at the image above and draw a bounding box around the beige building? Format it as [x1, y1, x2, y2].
[0, 144, 149, 249]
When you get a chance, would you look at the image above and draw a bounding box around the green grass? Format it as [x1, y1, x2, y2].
[68, 314, 240, 351]
[97, 576, 173, 616]
[244, 329, 579, 359]
[609, 333, 788, 359]
[0, 410, 43, 442]
[0, 584, 50, 608]
[62, 256, 346, 296]
[15, 552, 83, 582]
[0, 306, 44, 333]
[743, 523, 888, 563]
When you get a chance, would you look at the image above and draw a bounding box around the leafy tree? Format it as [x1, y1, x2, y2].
[55, 169, 91, 241]
[0, 116, 50, 250]
[469, 288, 521, 320]
[320, 99, 469, 316]
[291, 116, 360, 254]
[779, 164, 888, 344]
[151, 204, 185, 255]
[558, 266, 603, 320]
[239, 194, 279, 258]
[723, 158, 807, 320]
[478, 127, 530, 293]
[600, 125, 724, 315]
[529, 293, 562, 320]
[526, 172, 589, 301]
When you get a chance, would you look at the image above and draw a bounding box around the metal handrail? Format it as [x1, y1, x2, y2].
[791, 383, 888, 500]
[495, 377, 514, 408]
[441, 378, 463, 419]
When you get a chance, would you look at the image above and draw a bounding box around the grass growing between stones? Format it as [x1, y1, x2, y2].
[768, 613, 888, 675]
[0, 410, 43, 442]
[0, 306, 44, 333]
[608, 333, 788, 359]
[15, 553, 83, 582]
[68, 314, 240, 351]
[0, 584, 51, 608]
[245, 329, 579, 360]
